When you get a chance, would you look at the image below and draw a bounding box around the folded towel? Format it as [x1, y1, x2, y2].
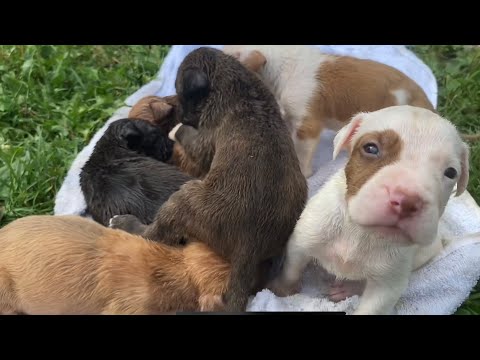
[54, 45, 480, 314]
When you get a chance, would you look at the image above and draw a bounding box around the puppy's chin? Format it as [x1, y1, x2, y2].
[348, 205, 439, 248]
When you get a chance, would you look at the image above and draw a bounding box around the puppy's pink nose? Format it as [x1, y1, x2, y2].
[389, 191, 423, 219]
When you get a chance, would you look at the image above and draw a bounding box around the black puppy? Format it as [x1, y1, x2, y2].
[80, 118, 192, 227]
[110, 47, 308, 312]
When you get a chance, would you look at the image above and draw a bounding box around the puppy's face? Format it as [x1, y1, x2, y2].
[112, 119, 174, 162]
[333, 105, 470, 246]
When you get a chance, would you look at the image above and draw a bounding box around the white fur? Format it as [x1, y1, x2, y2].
[269, 105, 470, 315]
[169, 123, 183, 141]
[53, 106, 131, 216]
[391, 88, 411, 105]
[223, 45, 331, 177]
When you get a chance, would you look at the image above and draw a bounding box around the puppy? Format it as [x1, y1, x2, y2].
[223, 45, 435, 178]
[268, 105, 470, 315]
[0, 215, 229, 314]
[128, 95, 207, 178]
[80, 118, 192, 226]
[128, 95, 179, 134]
[110, 47, 308, 311]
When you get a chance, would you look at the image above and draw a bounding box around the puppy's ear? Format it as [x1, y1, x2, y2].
[150, 101, 174, 123]
[333, 113, 363, 160]
[456, 142, 470, 196]
[232, 50, 267, 73]
[120, 121, 144, 150]
[182, 68, 210, 103]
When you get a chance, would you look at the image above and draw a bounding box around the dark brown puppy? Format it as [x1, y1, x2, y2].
[110, 47, 308, 311]
[129, 95, 209, 178]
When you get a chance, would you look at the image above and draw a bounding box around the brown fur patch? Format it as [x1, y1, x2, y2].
[345, 130, 403, 198]
[302, 56, 435, 139]
[170, 143, 209, 179]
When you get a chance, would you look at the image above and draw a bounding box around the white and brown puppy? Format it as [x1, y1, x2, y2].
[268, 105, 470, 315]
[0, 215, 230, 315]
[223, 45, 435, 177]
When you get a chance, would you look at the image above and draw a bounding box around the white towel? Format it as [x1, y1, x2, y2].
[54, 45, 480, 314]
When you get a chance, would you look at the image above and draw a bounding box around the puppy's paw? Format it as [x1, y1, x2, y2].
[267, 277, 301, 297]
[108, 214, 145, 234]
[327, 280, 365, 303]
[199, 294, 225, 312]
[108, 215, 121, 228]
[168, 123, 183, 141]
[300, 166, 314, 179]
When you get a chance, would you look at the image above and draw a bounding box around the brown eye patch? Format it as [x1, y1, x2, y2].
[345, 129, 403, 198]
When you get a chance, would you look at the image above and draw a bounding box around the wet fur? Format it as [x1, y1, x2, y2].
[80, 118, 192, 226]
[110, 47, 308, 311]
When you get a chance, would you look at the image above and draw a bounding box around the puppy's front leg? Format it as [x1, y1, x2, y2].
[268, 233, 311, 296]
[293, 134, 322, 178]
[169, 124, 215, 177]
[353, 271, 409, 315]
[142, 179, 207, 246]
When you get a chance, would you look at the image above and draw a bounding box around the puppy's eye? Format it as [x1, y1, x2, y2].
[362, 143, 379, 156]
[444, 167, 458, 179]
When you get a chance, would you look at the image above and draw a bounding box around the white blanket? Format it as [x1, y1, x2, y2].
[54, 45, 480, 315]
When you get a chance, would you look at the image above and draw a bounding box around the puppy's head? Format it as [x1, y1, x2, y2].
[111, 119, 174, 162]
[333, 105, 469, 246]
[128, 95, 178, 133]
[223, 45, 267, 73]
[175, 49, 216, 128]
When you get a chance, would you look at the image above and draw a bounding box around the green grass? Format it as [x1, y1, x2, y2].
[0, 45, 479, 314]
[0, 45, 170, 223]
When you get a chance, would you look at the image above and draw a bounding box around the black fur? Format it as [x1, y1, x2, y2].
[80, 118, 192, 226]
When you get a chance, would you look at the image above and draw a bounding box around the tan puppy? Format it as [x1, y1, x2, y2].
[0, 215, 229, 314]
[223, 45, 435, 178]
[268, 105, 470, 315]
[128, 95, 206, 178]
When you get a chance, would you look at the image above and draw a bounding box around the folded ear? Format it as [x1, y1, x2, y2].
[456, 142, 470, 196]
[129, 96, 174, 124]
[150, 100, 174, 123]
[182, 67, 210, 104]
[333, 114, 363, 160]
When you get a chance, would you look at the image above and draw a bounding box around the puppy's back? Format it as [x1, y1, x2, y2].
[0, 216, 106, 314]
[314, 55, 434, 125]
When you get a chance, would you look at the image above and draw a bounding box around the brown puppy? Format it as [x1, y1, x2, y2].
[110, 47, 308, 312]
[0, 215, 229, 315]
[223, 45, 435, 178]
[129, 95, 207, 178]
